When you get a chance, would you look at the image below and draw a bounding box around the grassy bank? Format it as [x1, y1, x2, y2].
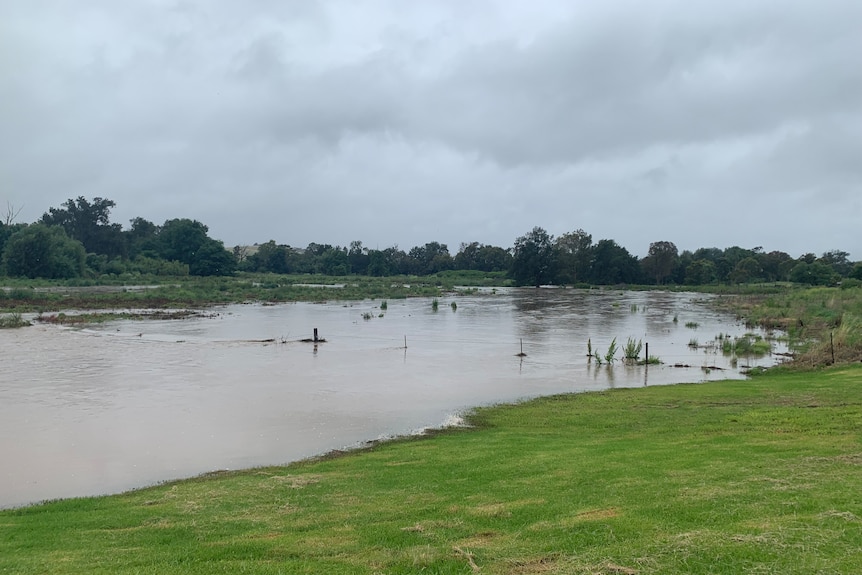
[2, 365, 860, 574]
[712, 285, 862, 366]
[0, 271, 510, 313]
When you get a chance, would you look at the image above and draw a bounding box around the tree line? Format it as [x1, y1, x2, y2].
[1, 197, 860, 287]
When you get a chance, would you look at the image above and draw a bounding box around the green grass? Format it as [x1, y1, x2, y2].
[713, 285, 862, 366]
[0, 312, 29, 328]
[2, 365, 861, 574]
[0, 273, 472, 313]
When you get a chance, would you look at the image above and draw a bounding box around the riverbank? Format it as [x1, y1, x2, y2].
[2, 364, 860, 574]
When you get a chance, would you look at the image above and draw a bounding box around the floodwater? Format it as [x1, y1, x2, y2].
[0, 289, 783, 508]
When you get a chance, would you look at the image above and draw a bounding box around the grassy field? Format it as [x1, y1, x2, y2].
[0, 271, 510, 313]
[2, 364, 860, 574]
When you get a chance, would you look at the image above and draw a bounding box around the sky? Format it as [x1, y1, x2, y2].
[2, 1, 860, 260]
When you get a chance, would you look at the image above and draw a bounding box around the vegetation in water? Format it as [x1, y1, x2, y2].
[622, 336, 642, 362]
[604, 337, 618, 363]
[0, 312, 28, 328]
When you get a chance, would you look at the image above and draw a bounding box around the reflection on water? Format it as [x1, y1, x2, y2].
[0, 289, 783, 508]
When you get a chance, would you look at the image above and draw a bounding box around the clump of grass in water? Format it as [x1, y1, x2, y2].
[0, 313, 29, 329]
[673, 313, 679, 323]
[688, 338, 699, 348]
[431, 298, 439, 311]
[604, 337, 618, 364]
[450, 301, 457, 311]
[622, 337, 642, 362]
[685, 321, 699, 329]
[379, 300, 387, 311]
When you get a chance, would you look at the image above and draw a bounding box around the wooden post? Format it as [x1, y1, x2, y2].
[830, 332, 835, 364]
[313, 328, 319, 343]
[404, 335, 407, 349]
[645, 342, 649, 363]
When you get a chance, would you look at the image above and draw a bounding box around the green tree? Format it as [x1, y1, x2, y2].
[511, 227, 557, 287]
[789, 261, 836, 286]
[555, 229, 593, 284]
[190, 238, 236, 276]
[685, 259, 716, 285]
[41, 196, 126, 258]
[157, 219, 235, 276]
[641, 241, 678, 285]
[454, 242, 512, 272]
[319, 246, 350, 275]
[407, 242, 453, 275]
[367, 246, 406, 276]
[588, 239, 641, 285]
[818, 250, 853, 277]
[729, 257, 763, 284]
[250, 241, 292, 274]
[348, 241, 369, 275]
[2, 224, 86, 279]
[757, 250, 793, 282]
[126, 217, 160, 259]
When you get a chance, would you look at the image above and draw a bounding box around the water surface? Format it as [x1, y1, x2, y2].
[0, 289, 781, 508]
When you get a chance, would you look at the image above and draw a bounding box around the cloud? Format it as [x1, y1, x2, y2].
[1, 0, 860, 260]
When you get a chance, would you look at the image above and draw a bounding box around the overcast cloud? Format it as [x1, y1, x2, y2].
[2, 0, 860, 258]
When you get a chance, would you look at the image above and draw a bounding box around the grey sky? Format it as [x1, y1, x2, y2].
[2, 0, 860, 259]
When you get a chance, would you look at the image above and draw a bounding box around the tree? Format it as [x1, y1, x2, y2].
[41, 196, 126, 258]
[319, 246, 350, 275]
[3, 202, 23, 226]
[729, 257, 763, 283]
[757, 250, 793, 282]
[685, 259, 716, 285]
[157, 218, 235, 276]
[818, 250, 853, 277]
[126, 217, 160, 259]
[588, 239, 641, 285]
[511, 227, 557, 287]
[555, 229, 593, 284]
[406, 242, 452, 275]
[250, 240, 291, 274]
[367, 246, 406, 276]
[2, 224, 86, 279]
[348, 241, 369, 275]
[641, 241, 678, 285]
[789, 261, 836, 286]
[454, 242, 512, 272]
[189, 238, 236, 276]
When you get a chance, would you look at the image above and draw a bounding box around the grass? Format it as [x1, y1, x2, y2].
[3, 365, 860, 574]
[0, 273, 468, 313]
[712, 285, 862, 366]
[0, 312, 29, 328]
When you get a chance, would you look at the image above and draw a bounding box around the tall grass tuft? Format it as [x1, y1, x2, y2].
[604, 337, 618, 363]
[0, 313, 29, 329]
[622, 337, 642, 362]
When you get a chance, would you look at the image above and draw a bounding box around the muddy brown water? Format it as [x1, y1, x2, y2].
[0, 289, 783, 508]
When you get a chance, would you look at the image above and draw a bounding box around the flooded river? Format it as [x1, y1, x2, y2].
[0, 289, 782, 508]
